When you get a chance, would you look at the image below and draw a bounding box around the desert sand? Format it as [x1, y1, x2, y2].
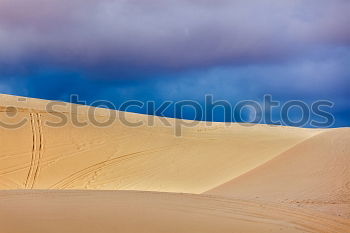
[0, 94, 349, 233]
[206, 128, 350, 218]
[1, 190, 349, 233]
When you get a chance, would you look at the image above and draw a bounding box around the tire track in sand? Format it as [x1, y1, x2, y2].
[24, 113, 43, 189]
[49, 143, 188, 189]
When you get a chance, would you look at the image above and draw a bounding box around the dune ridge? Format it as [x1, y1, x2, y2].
[0, 94, 321, 193]
[206, 128, 350, 217]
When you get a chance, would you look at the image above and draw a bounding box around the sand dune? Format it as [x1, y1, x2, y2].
[0, 94, 349, 232]
[0, 94, 321, 193]
[0, 190, 349, 233]
[206, 128, 350, 218]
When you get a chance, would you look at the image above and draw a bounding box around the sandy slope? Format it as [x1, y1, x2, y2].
[0, 190, 349, 233]
[0, 94, 349, 232]
[0, 94, 320, 193]
[206, 128, 350, 218]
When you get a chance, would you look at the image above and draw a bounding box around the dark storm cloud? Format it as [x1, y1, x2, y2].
[0, 0, 350, 76]
[0, 0, 349, 127]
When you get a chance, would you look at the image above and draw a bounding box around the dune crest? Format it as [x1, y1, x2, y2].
[206, 128, 350, 218]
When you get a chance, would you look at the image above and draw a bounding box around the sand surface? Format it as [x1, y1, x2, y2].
[0, 94, 321, 192]
[0, 94, 349, 233]
[206, 128, 350, 218]
[0, 190, 349, 233]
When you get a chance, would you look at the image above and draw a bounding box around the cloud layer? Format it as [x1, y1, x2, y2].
[0, 0, 350, 75]
[0, 0, 349, 126]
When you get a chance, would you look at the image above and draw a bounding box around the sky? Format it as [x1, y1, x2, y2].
[0, 0, 349, 127]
